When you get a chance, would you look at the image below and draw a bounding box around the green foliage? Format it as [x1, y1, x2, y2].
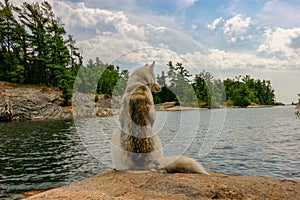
[166, 61, 196, 104]
[74, 58, 104, 93]
[154, 62, 275, 108]
[156, 70, 167, 87]
[95, 94, 99, 102]
[0, 0, 82, 105]
[153, 86, 177, 104]
[9, 65, 25, 84]
[74, 58, 126, 96]
[113, 70, 128, 96]
[97, 65, 120, 95]
[223, 76, 275, 107]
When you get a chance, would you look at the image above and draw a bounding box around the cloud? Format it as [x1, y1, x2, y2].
[257, 27, 300, 61]
[207, 17, 223, 30]
[182, 47, 300, 72]
[223, 14, 253, 43]
[176, 0, 197, 8]
[53, 2, 139, 34]
[82, 0, 137, 11]
[206, 14, 255, 44]
[10, 0, 300, 73]
[258, 0, 300, 28]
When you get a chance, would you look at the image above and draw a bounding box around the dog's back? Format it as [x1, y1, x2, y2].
[120, 83, 158, 166]
[129, 84, 153, 128]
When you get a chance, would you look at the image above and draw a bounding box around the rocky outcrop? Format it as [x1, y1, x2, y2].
[21, 170, 300, 200]
[0, 82, 120, 122]
[0, 85, 72, 122]
[72, 92, 120, 118]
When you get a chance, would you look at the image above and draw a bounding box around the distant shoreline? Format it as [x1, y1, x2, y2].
[156, 104, 285, 111]
[0, 82, 289, 122]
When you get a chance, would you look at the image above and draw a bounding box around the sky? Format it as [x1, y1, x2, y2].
[11, 0, 300, 103]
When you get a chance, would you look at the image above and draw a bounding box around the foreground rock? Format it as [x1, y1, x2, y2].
[23, 170, 299, 200]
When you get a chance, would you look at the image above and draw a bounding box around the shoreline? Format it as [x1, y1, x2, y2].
[0, 83, 118, 122]
[12, 170, 300, 199]
[159, 104, 284, 111]
[0, 83, 289, 122]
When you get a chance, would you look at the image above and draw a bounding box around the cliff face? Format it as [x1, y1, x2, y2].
[0, 82, 119, 122]
[0, 84, 72, 122]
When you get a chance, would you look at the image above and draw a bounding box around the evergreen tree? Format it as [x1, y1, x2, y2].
[97, 64, 120, 95]
[0, 0, 82, 105]
[166, 61, 195, 104]
[0, 0, 26, 83]
[193, 73, 210, 107]
[157, 70, 167, 87]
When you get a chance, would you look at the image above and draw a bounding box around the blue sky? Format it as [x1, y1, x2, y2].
[12, 0, 300, 103]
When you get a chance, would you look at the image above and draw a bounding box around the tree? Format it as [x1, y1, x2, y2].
[192, 73, 210, 107]
[113, 69, 128, 96]
[74, 58, 105, 93]
[0, 0, 83, 106]
[166, 61, 195, 104]
[0, 0, 82, 87]
[0, 0, 26, 83]
[97, 64, 120, 95]
[153, 86, 177, 104]
[157, 70, 167, 87]
[224, 75, 275, 107]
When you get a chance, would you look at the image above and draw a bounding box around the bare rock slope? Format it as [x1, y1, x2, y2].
[24, 170, 300, 200]
[0, 82, 118, 122]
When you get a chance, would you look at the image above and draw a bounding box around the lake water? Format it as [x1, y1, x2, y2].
[1, 106, 299, 198]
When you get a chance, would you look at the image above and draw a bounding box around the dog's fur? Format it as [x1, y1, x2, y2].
[111, 62, 208, 174]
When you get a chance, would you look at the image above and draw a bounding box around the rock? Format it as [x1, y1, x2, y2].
[0, 85, 121, 122]
[23, 170, 300, 200]
[274, 102, 285, 106]
[71, 91, 97, 118]
[162, 101, 176, 109]
[0, 87, 72, 121]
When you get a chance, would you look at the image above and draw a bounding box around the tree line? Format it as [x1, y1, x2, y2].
[73, 57, 128, 98]
[153, 61, 275, 108]
[0, 0, 276, 108]
[73, 59, 276, 108]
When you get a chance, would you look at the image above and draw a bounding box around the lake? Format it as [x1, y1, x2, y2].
[1, 106, 299, 198]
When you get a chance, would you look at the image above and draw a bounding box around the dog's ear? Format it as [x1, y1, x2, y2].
[149, 61, 155, 71]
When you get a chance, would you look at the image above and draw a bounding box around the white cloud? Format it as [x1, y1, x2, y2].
[82, 0, 137, 11]
[207, 17, 223, 30]
[176, 0, 197, 8]
[257, 27, 300, 65]
[182, 48, 300, 72]
[53, 2, 139, 34]
[230, 37, 237, 43]
[223, 14, 253, 43]
[10, 0, 299, 72]
[258, 0, 300, 27]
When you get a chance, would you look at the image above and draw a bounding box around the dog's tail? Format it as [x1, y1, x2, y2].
[161, 156, 209, 175]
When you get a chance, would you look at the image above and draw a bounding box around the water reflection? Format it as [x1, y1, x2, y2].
[1, 106, 299, 199]
[0, 119, 102, 199]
